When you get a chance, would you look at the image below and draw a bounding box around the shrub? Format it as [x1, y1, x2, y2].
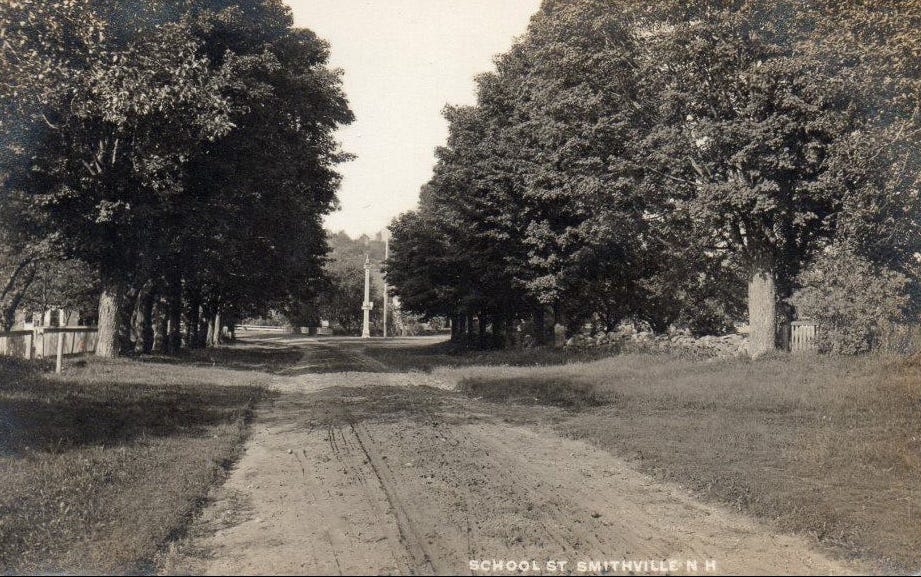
[789, 248, 912, 354]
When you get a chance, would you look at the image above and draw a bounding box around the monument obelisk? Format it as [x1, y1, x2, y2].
[361, 254, 373, 338]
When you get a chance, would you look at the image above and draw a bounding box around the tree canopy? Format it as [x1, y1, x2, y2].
[387, 0, 921, 353]
[1, 0, 353, 355]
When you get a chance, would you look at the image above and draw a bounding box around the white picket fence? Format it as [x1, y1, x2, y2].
[789, 321, 817, 353]
[0, 327, 98, 361]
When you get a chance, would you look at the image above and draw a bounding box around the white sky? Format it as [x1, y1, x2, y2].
[287, 0, 541, 237]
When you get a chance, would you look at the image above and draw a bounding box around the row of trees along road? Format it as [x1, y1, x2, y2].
[0, 1, 353, 356]
[387, 0, 921, 355]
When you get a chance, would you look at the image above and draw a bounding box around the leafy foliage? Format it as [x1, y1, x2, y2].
[387, 0, 921, 350]
[790, 248, 913, 354]
[0, 1, 353, 352]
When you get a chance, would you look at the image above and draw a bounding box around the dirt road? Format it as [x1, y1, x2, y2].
[167, 337, 861, 575]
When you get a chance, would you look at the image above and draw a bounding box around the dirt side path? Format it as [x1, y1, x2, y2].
[164, 340, 864, 575]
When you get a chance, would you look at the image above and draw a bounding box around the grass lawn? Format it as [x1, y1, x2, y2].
[0, 354, 272, 574]
[446, 352, 921, 571]
[342, 335, 628, 372]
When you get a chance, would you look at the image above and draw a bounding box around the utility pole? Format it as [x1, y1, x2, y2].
[382, 236, 389, 338]
[361, 254, 373, 338]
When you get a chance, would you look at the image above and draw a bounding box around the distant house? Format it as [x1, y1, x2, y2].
[17, 308, 84, 330]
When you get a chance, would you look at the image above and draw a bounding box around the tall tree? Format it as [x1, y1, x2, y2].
[390, 0, 920, 354]
[178, 8, 352, 345]
[1, 1, 353, 356]
[632, 2, 883, 354]
[2, 1, 239, 355]
[387, 190, 469, 323]
[495, 1, 651, 330]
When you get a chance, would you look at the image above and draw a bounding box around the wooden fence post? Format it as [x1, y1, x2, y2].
[55, 331, 64, 374]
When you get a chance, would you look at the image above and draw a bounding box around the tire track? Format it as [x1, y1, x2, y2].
[329, 422, 419, 573]
[350, 421, 438, 575]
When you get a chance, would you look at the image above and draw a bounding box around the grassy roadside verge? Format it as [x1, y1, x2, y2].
[0, 355, 271, 574]
[342, 335, 627, 372]
[450, 353, 921, 571]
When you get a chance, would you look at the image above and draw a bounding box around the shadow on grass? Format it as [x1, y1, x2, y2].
[134, 344, 304, 374]
[457, 376, 608, 409]
[0, 357, 266, 456]
[350, 338, 624, 373]
[126, 335, 623, 377]
[0, 353, 267, 575]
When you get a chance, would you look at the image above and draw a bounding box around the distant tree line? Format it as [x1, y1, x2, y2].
[387, 0, 921, 355]
[0, 0, 353, 356]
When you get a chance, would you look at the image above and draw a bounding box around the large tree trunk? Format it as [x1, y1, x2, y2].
[213, 310, 222, 346]
[197, 308, 210, 348]
[167, 295, 182, 354]
[96, 281, 126, 358]
[207, 310, 222, 347]
[491, 314, 504, 349]
[457, 315, 467, 341]
[141, 293, 155, 354]
[133, 283, 155, 354]
[205, 311, 215, 346]
[748, 264, 777, 357]
[505, 316, 517, 349]
[534, 307, 546, 346]
[166, 274, 183, 354]
[185, 289, 201, 349]
[153, 296, 168, 353]
[119, 287, 139, 354]
[553, 301, 567, 348]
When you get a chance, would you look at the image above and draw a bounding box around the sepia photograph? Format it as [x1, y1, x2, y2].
[0, 0, 919, 575]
